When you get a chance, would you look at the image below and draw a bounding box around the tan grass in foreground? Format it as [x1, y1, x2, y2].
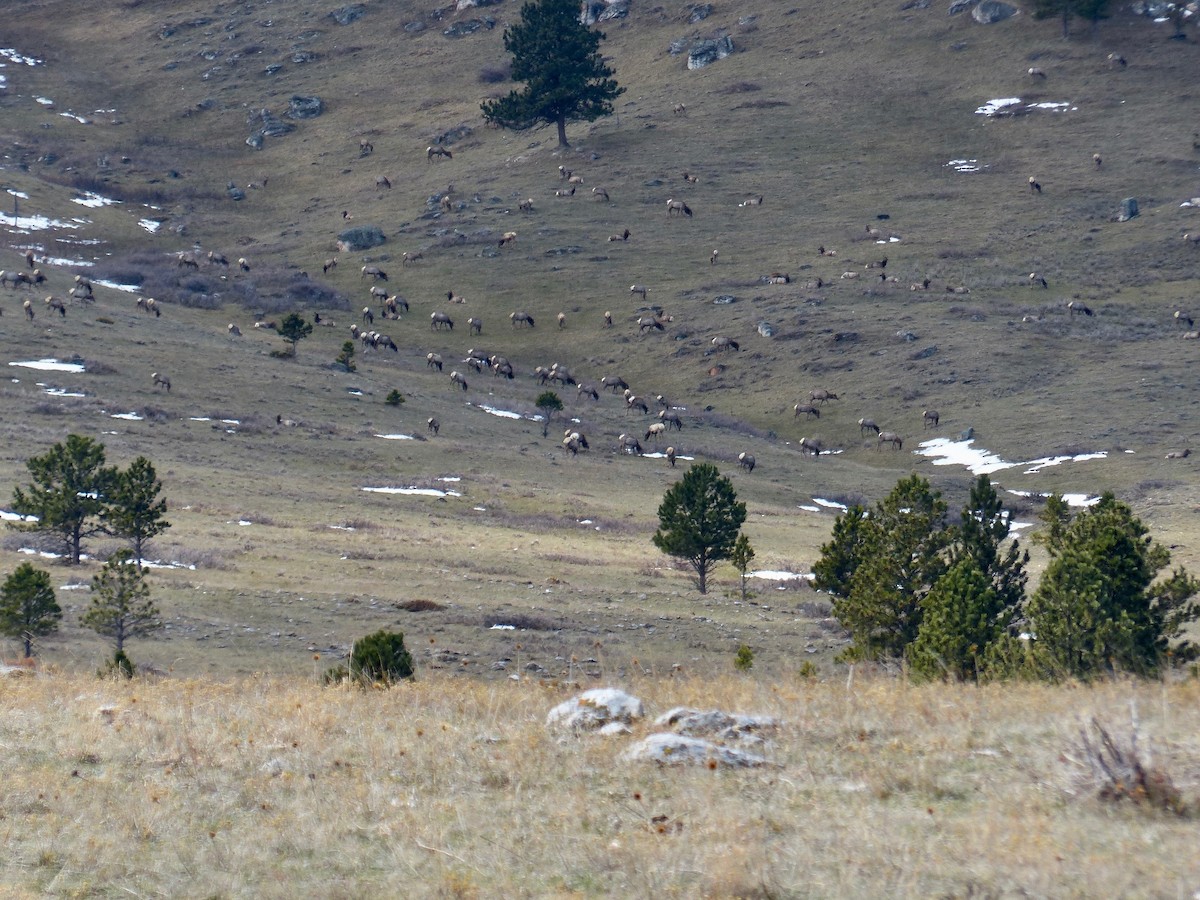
[1, 671, 1198, 897]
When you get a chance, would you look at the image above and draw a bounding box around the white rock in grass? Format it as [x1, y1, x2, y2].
[546, 688, 644, 732]
[622, 733, 769, 767]
[654, 707, 781, 744]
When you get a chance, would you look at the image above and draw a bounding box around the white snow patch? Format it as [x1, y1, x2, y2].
[375, 433, 415, 440]
[812, 498, 848, 510]
[362, 486, 462, 498]
[189, 417, 212, 422]
[35, 96, 53, 106]
[798, 505, 821, 512]
[946, 158, 985, 173]
[918, 437, 1107, 476]
[0, 49, 44, 66]
[59, 112, 91, 124]
[137, 558, 197, 571]
[347, 389, 363, 396]
[1061, 493, 1101, 508]
[110, 412, 143, 421]
[6, 189, 30, 199]
[19, 548, 89, 561]
[1, 211, 81, 232]
[221, 419, 240, 425]
[93, 279, 141, 293]
[976, 97, 1077, 117]
[328, 524, 356, 531]
[40, 256, 94, 267]
[643, 451, 694, 461]
[236, 520, 253, 526]
[41, 386, 86, 397]
[70, 192, 119, 208]
[10, 359, 86, 373]
[438, 476, 462, 482]
[749, 570, 813, 581]
[138, 219, 163, 234]
[1, 510, 37, 522]
[476, 404, 525, 420]
[490, 624, 516, 630]
[59, 583, 89, 591]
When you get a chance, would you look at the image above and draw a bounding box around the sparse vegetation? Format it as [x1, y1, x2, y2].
[0, 562, 61, 658]
[385, 389, 405, 407]
[80, 550, 161, 654]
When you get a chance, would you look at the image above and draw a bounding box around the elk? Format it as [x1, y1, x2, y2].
[607, 229, 631, 242]
[737, 452, 755, 473]
[151, 371, 171, 392]
[878, 431, 903, 451]
[591, 187, 609, 201]
[361, 265, 387, 281]
[427, 145, 452, 161]
[449, 371, 468, 390]
[498, 231, 518, 247]
[666, 198, 693, 217]
[509, 311, 535, 328]
[795, 404, 821, 420]
[858, 418, 880, 435]
[1067, 300, 1094, 317]
[430, 311, 454, 331]
[402, 251, 423, 266]
[923, 409, 940, 429]
[427, 417, 440, 435]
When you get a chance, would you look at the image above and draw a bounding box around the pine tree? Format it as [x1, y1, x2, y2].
[105, 457, 170, 563]
[729, 533, 755, 600]
[10, 435, 118, 564]
[278, 313, 313, 356]
[951, 474, 1028, 624]
[826, 475, 951, 661]
[1032, 0, 1111, 38]
[908, 558, 1004, 681]
[81, 550, 162, 654]
[1026, 493, 1199, 678]
[653, 463, 747, 595]
[1032, 493, 1071, 555]
[535, 390, 563, 438]
[480, 0, 624, 147]
[811, 505, 869, 599]
[0, 562, 61, 658]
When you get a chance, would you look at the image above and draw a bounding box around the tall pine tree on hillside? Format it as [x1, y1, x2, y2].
[481, 0, 623, 147]
[653, 463, 746, 595]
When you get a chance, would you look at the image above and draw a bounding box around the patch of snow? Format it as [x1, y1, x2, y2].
[10, 359, 86, 373]
[1061, 493, 1101, 508]
[189, 417, 211, 422]
[798, 505, 821, 512]
[236, 520, 253, 526]
[0, 49, 44, 66]
[35, 96, 53, 106]
[375, 433, 415, 440]
[812, 498, 848, 510]
[347, 389, 363, 396]
[59, 583, 89, 590]
[110, 412, 143, 421]
[1, 211, 81, 232]
[918, 437, 1107, 476]
[328, 524, 356, 531]
[749, 570, 813, 581]
[70, 192, 119, 208]
[0, 510, 37, 522]
[475, 404, 524, 420]
[643, 451, 695, 461]
[362, 486, 463, 498]
[59, 111, 91, 124]
[41, 386, 86, 397]
[40, 256, 94, 267]
[220, 419, 240, 425]
[976, 97, 1076, 117]
[19, 548, 89, 561]
[92, 279, 140, 293]
[137, 558, 197, 571]
[490, 624, 516, 630]
[1022, 452, 1107, 474]
[138, 219, 163, 233]
[946, 158, 985, 173]
[439, 476, 462, 482]
[473, 506, 487, 511]
[6, 188, 30, 199]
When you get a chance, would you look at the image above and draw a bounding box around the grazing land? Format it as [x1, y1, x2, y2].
[1, 0, 1199, 892]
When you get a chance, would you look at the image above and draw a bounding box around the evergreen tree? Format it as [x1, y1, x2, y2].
[908, 558, 1005, 681]
[278, 313, 313, 356]
[730, 533, 755, 601]
[10, 435, 117, 564]
[1032, 493, 1071, 555]
[81, 550, 162, 654]
[951, 474, 1028, 623]
[811, 505, 869, 599]
[1026, 493, 1199, 678]
[0, 562, 61, 658]
[653, 463, 747, 595]
[105, 457, 170, 563]
[480, 0, 624, 147]
[827, 475, 951, 661]
[535, 390, 563, 438]
[1032, 0, 1111, 38]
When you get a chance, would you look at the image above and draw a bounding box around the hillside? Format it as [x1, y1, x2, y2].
[0, 0, 1199, 678]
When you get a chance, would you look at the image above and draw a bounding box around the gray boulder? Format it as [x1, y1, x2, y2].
[581, 0, 628, 26]
[1118, 197, 1139, 222]
[948, 0, 975, 13]
[654, 707, 781, 745]
[329, 5, 366, 25]
[688, 34, 734, 69]
[337, 225, 386, 252]
[254, 108, 294, 137]
[443, 17, 494, 37]
[287, 96, 323, 119]
[972, 0, 1017, 22]
[622, 733, 769, 767]
[246, 133, 264, 150]
[546, 688, 645, 732]
[757, 321, 776, 338]
[689, 3, 713, 21]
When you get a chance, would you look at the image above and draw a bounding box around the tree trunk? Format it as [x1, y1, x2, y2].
[70, 522, 83, 565]
[556, 115, 569, 148]
[24, 633, 33, 658]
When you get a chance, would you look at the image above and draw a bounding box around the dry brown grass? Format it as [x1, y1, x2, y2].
[0, 671, 1197, 896]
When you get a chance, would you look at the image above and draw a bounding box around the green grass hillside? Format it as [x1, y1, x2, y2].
[0, 0, 1198, 677]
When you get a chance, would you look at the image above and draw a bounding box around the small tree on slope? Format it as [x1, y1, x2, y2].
[653, 463, 747, 595]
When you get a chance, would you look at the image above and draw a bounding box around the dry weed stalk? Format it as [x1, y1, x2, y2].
[1078, 712, 1189, 816]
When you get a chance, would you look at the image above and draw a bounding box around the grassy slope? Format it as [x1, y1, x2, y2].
[0, 0, 1196, 682]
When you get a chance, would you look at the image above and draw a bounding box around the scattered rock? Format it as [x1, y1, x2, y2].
[287, 95, 323, 119]
[582, 0, 629, 26]
[959, 427, 975, 440]
[688, 35, 734, 70]
[227, 183, 247, 201]
[546, 688, 644, 732]
[246, 133, 264, 150]
[263, 64, 284, 76]
[896, 330, 918, 341]
[337, 225, 386, 252]
[435, 124, 474, 146]
[292, 50, 319, 63]
[457, 0, 503, 8]
[443, 17, 494, 37]
[622, 733, 770, 767]
[948, 0, 975, 13]
[404, 21, 427, 33]
[329, 5, 366, 26]
[911, 345, 938, 360]
[254, 108, 294, 137]
[713, 295, 737, 305]
[545, 246, 584, 256]
[654, 707, 781, 745]
[757, 321, 776, 338]
[668, 38, 690, 55]
[1118, 197, 1139, 222]
[972, 0, 1017, 22]
[688, 3, 713, 22]
[832, 331, 859, 344]
[901, 0, 931, 8]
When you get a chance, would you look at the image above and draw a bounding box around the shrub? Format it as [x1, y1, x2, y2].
[734, 644, 754, 672]
[99, 649, 136, 679]
[385, 389, 404, 406]
[327, 629, 415, 686]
